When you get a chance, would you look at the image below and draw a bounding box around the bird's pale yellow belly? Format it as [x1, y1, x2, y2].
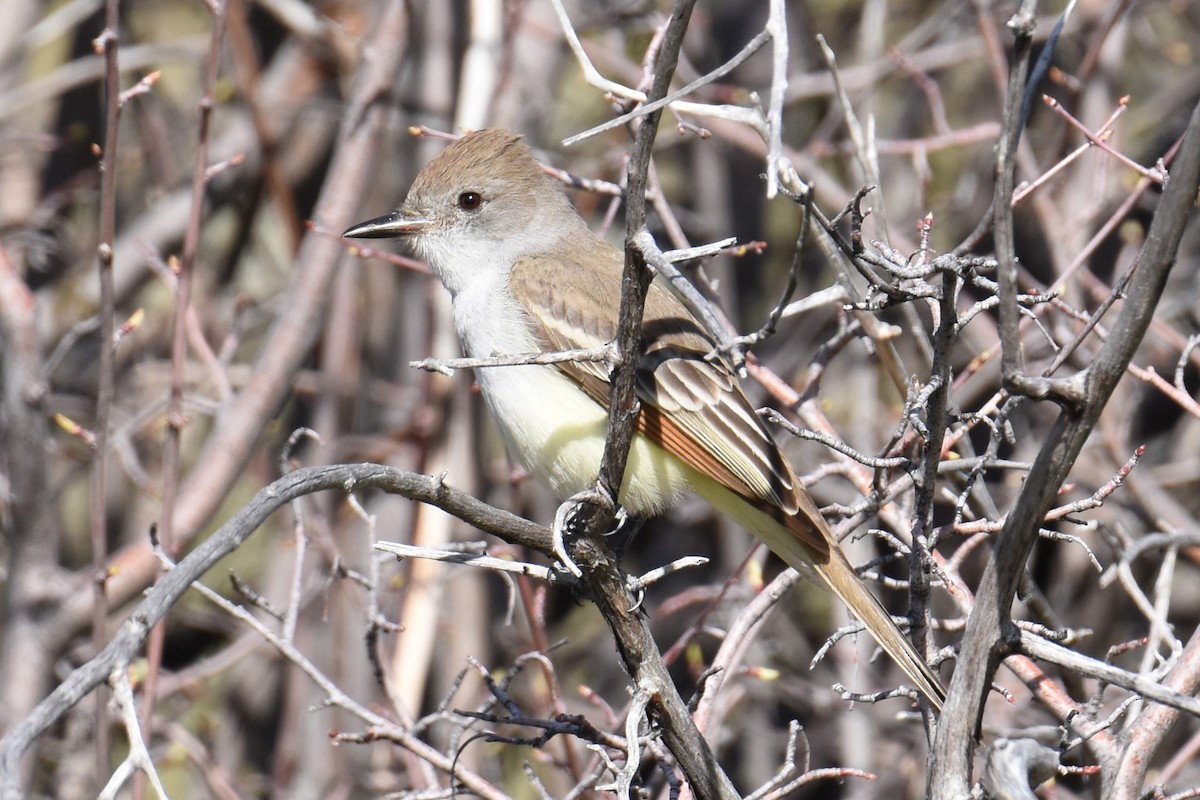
[474, 362, 694, 514]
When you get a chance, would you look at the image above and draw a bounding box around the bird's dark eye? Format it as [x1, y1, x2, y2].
[457, 191, 482, 211]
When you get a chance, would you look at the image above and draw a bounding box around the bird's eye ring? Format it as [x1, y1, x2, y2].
[457, 191, 483, 211]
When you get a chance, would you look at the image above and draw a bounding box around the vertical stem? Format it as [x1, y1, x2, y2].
[138, 3, 228, 797]
[587, 4, 740, 798]
[994, 1, 1038, 385]
[598, 0, 698, 504]
[90, 0, 123, 779]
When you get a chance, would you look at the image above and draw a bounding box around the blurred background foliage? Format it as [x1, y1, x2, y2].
[2, 0, 1200, 797]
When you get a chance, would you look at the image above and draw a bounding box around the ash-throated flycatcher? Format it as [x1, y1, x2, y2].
[344, 129, 945, 708]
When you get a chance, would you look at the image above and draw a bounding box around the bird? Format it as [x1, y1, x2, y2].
[343, 129, 946, 708]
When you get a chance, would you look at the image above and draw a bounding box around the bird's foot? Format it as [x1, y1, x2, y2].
[552, 486, 615, 577]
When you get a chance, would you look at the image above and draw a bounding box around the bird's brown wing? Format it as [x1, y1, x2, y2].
[512, 245, 947, 707]
[509, 244, 830, 561]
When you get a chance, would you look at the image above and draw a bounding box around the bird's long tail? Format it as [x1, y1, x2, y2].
[728, 500, 946, 709]
[697, 474, 946, 709]
[810, 546, 946, 710]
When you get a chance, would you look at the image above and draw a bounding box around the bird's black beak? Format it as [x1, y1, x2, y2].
[342, 210, 434, 239]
